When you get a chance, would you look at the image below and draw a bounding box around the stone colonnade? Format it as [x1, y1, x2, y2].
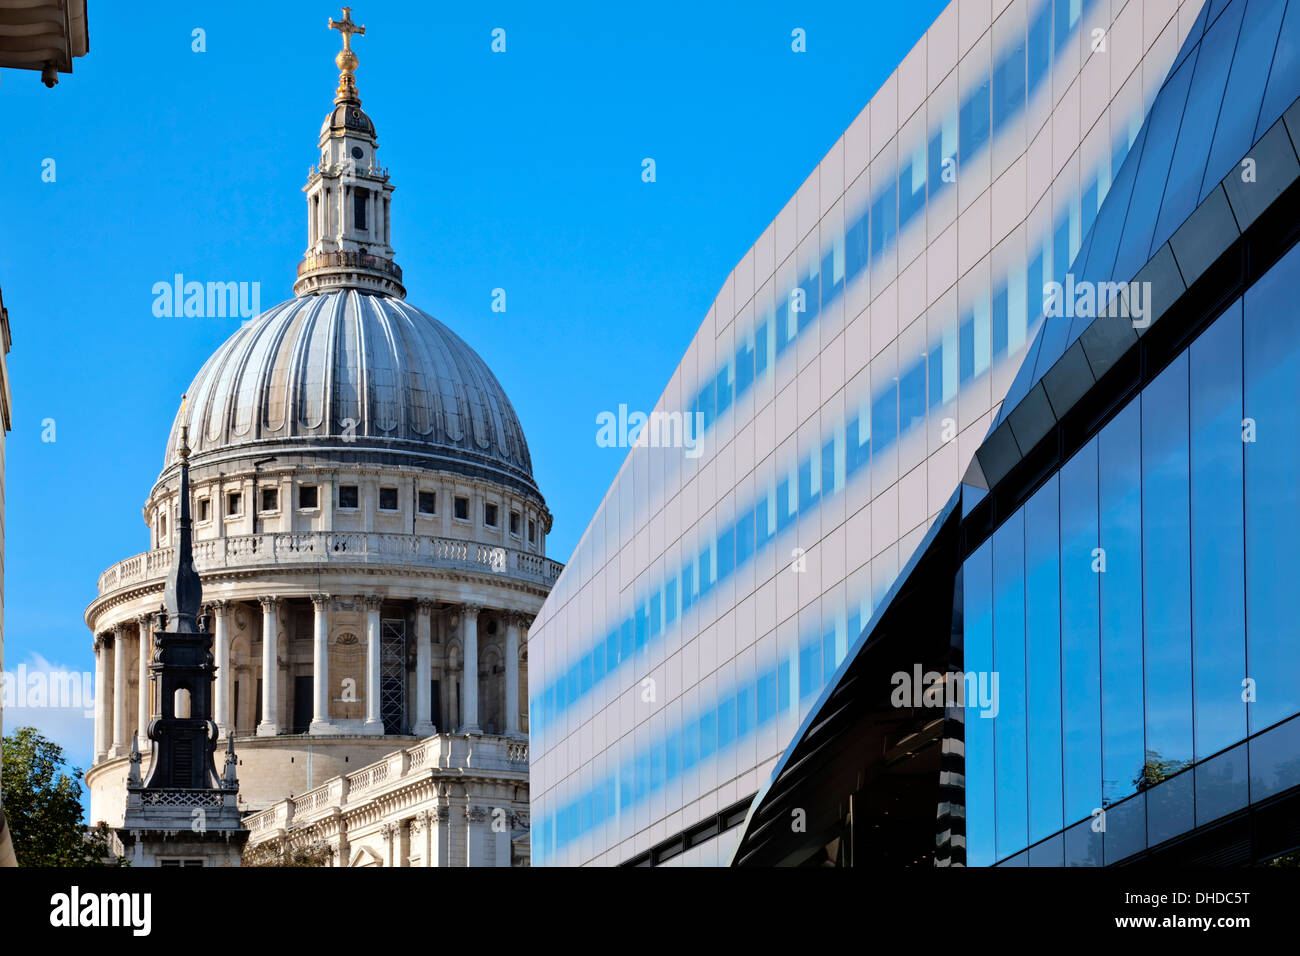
[92, 596, 531, 762]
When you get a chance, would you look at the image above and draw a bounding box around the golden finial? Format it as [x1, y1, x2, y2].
[329, 6, 366, 105]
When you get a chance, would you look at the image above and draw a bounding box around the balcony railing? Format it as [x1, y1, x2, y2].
[96, 531, 563, 598]
[242, 732, 528, 836]
[296, 250, 403, 281]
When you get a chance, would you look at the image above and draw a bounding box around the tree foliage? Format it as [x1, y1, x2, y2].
[1, 726, 126, 867]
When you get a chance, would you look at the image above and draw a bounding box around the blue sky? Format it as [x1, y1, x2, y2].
[0, 0, 946, 778]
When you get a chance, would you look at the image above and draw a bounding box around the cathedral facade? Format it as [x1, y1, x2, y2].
[84, 8, 557, 864]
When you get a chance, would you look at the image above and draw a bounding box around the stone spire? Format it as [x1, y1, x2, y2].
[162, 394, 202, 634]
[294, 6, 405, 299]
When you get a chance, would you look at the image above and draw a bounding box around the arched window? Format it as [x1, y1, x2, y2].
[174, 685, 192, 719]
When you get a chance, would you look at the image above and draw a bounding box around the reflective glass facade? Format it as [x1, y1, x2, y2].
[964, 241, 1300, 865]
[530, 0, 1206, 866]
[731, 0, 1300, 868]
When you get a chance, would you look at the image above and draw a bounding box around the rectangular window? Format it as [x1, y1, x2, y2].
[353, 188, 368, 231]
[260, 488, 278, 512]
[198, 498, 211, 522]
[379, 487, 398, 510]
[1141, 353, 1194, 776]
[963, 540, 996, 867]
[338, 485, 359, 509]
[528, 519, 536, 543]
[1060, 437, 1102, 824]
[1244, 243, 1300, 730]
[959, 72, 991, 162]
[993, 510, 1028, 859]
[227, 492, 242, 516]
[1025, 475, 1063, 844]
[484, 503, 499, 527]
[454, 496, 469, 521]
[418, 490, 436, 515]
[1190, 301, 1246, 758]
[299, 485, 318, 509]
[1098, 405, 1145, 808]
[509, 510, 520, 535]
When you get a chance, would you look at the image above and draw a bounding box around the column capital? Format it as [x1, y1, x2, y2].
[135, 612, 155, 629]
[465, 805, 488, 823]
[506, 611, 533, 630]
[258, 595, 283, 612]
[111, 621, 128, 638]
[209, 599, 233, 615]
[461, 603, 483, 618]
[415, 597, 437, 613]
[362, 594, 384, 611]
[310, 592, 332, 610]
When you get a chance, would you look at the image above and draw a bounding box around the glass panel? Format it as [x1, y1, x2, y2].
[1064, 816, 1102, 867]
[1141, 353, 1194, 781]
[1151, 1, 1244, 252]
[1145, 768, 1195, 848]
[1112, 48, 1198, 279]
[1200, 0, 1288, 202]
[1098, 404, 1144, 807]
[1243, 242, 1300, 731]
[994, 510, 1028, 859]
[963, 544, 996, 866]
[1249, 714, 1300, 801]
[1102, 792, 1146, 864]
[993, 29, 1027, 131]
[1256, 0, 1300, 138]
[1194, 742, 1248, 827]
[1190, 299, 1247, 759]
[1060, 437, 1102, 826]
[1028, 832, 1065, 867]
[1026, 474, 1064, 843]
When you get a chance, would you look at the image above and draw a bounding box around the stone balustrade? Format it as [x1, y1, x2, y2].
[242, 733, 528, 834]
[95, 531, 563, 598]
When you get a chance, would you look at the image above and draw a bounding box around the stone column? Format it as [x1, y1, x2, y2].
[425, 806, 450, 866]
[257, 596, 281, 736]
[414, 810, 430, 867]
[136, 614, 153, 738]
[310, 593, 333, 734]
[93, 635, 108, 762]
[363, 595, 384, 733]
[461, 604, 482, 733]
[211, 600, 231, 737]
[495, 811, 513, 867]
[465, 804, 485, 866]
[504, 614, 522, 737]
[110, 623, 128, 757]
[413, 599, 435, 735]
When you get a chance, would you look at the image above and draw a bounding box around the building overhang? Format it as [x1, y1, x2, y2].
[0, 0, 89, 84]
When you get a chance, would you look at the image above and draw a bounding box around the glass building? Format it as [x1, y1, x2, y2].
[529, 0, 1241, 866]
[733, 0, 1300, 866]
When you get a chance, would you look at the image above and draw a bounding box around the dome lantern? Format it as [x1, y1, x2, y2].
[294, 7, 405, 299]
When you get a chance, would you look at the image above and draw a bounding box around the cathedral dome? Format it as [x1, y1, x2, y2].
[162, 290, 539, 496]
[321, 101, 375, 138]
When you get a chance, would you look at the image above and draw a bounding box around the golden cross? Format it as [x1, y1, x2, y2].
[329, 7, 365, 52]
